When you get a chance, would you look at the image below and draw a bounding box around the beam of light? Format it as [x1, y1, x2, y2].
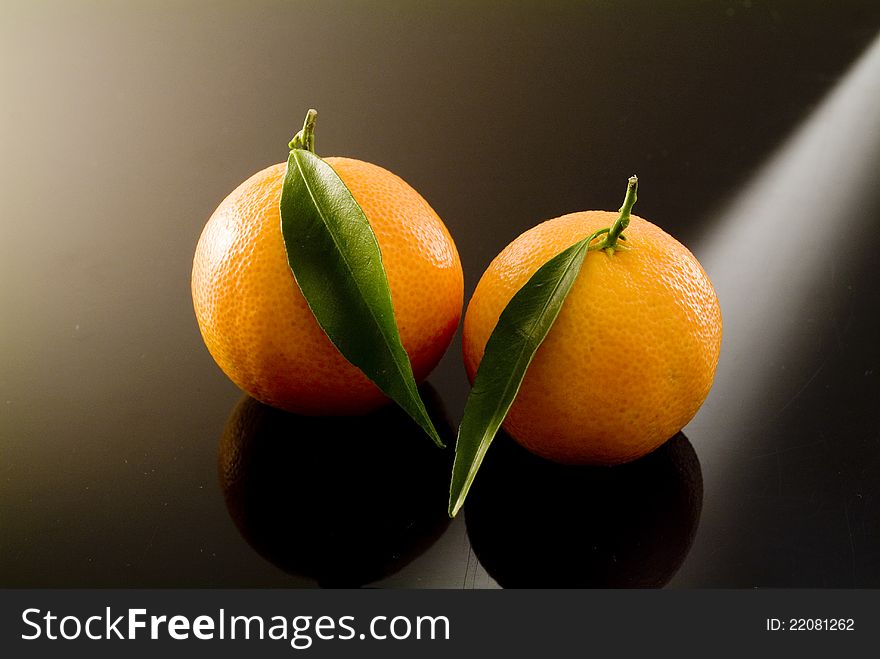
[674, 32, 880, 584]
[689, 31, 880, 438]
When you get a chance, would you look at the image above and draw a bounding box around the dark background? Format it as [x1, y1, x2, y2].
[2, 0, 880, 587]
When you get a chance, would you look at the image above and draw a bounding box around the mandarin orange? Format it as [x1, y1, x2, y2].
[192, 157, 463, 415]
[462, 208, 721, 465]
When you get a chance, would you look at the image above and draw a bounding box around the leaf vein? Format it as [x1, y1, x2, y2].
[291, 151, 417, 396]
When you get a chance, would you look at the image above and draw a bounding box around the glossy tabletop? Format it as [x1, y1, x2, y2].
[3, 1, 880, 588]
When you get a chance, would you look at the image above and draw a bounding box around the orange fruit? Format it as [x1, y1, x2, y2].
[462, 211, 722, 465]
[192, 157, 463, 415]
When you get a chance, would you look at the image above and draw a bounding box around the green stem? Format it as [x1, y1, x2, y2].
[592, 175, 638, 253]
[289, 109, 318, 152]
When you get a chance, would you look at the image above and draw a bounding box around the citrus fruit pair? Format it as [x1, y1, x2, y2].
[192, 124, 722, 465]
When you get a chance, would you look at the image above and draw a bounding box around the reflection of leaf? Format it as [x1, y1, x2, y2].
[449, 235, 597, 516]
[279, 147, 442, 447]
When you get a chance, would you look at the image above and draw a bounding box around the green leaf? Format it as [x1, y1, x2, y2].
[448, 235, 597, 516]
[279, 147, 443, 447]
[447, 175, 639, 515]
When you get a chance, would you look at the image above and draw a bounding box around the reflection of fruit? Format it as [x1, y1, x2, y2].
[193, 158, 463, 415]
[465, 432, 702, 587]
[218, 386, 453, 587]
[463, 211, 722, 464]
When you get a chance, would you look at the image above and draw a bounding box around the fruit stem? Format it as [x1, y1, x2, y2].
[289, 109, 318, 152]
[592, 175, 638, 253]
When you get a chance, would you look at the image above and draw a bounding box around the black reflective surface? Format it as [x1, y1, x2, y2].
[465, 433, 702, 588]
[219, 387, 453, 588]
[3, 1, 880, 588]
